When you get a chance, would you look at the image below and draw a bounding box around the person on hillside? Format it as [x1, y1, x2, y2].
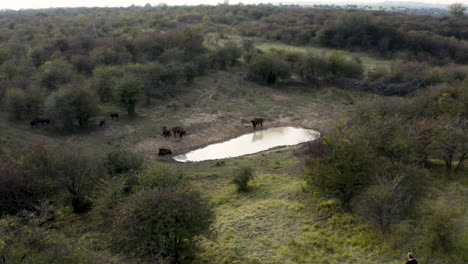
[406, 252, 418, 264]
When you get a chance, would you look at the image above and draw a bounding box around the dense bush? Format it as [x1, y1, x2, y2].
[3, 87, 28, 120]
[36, 60, 75, 89]
[0, 143, 102, 215]
[137, 164, 186, 190]
[0, 215, 119, 264]
[306, 137, 374, 212]
[211, 42, 242, 69]
[248, 54, 291, 85]
[104, 149, 144, 176]
[232, 167, 255, 192]
[111, 188, 215, 263]
[45, 87, 99, 130]
[113, 76, 144, 115]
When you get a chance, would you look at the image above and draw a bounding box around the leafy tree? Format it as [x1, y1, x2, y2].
[114, 76, 144, 115]
[356, 166, 421, 232]
[211, 42, 242, 69]
[415, 195, 467, 262]
[4, 88, 28, 120]
[306, 137, 374, 212]
[327, 50, 363, 79]
[64, 150, 102, 213]
[45, 87, 98, 130]
[429, 117, 467, 170]
[0, 62, 19, 81]
[448, 3, 466, 17]
[111, 188, 215, 263]
[0, 144, 65, 215]
[70, 87, 99, 128]
[36, 60, 74, 89]
[92, 66, 124, 102]
[249, 54, 291, 85]
[0, 143, 102, 215]
[30, 47, 47, 67]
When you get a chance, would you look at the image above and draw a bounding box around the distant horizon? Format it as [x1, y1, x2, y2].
[0, 0, 463, 11]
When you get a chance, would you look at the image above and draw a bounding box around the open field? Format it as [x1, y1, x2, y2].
[0, 67, 378, 158]
[0, 68, 393, 263]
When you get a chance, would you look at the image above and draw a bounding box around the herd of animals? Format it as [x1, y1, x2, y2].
[158, 117, 264, 157]
[29, 114, 264, 158]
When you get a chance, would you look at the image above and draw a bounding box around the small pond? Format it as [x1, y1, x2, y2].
[173, 126, 320, 162]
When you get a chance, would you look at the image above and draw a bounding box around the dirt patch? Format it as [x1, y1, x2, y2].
[272, 93, 290, 101]
[134, 109, 333, 161]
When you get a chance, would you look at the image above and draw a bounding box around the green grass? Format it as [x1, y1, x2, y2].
[255, 41, 392, 70]
[172, 149, 397, 264]
[0, 67, 394, 263]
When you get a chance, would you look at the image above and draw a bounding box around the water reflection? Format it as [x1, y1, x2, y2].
[251, 131, 264, 142]
[173, 127, 320, 162]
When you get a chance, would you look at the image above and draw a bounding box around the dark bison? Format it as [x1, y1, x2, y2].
[158, 148, 172, 156]
[110, 113, 119, 119]
[162, 126, 171, 139]
[172, 127, 186, 139]
[30, 118, 50, 127]
[99, 120, 106, 127]
[251, 118, 264, 130]
[30, 119, 39, 128]
[39, 119, 50, 125]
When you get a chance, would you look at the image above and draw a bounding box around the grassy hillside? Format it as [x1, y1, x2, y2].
[0, 5, 467, 264]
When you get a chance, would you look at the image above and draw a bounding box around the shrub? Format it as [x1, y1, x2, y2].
[36, 60, 74, 89]
[91, 177, 127, 227]
[305, 138, 374, 212]
[0, 143, 103, 215]
[0, 215, 118, 263]
[137, 164, 186, 190]
[248, 54, 291, 85]
[92, 66, 124, 102]
[113, 75, 144, 115]
[111, 188, 215, 263]
[232, 167, 255, 192]
[355, 166, 422, 232]
[327, 50, 364, 79]
[4, 88, 28, 120]
[104, 149, 144, 176]
[44, 87, 99, 130]
[211, 42, 242, 69]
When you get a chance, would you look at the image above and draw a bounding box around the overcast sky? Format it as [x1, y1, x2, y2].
[0, 0, 461, 10]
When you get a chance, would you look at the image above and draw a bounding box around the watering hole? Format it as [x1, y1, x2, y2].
[173, 126, 320, 162]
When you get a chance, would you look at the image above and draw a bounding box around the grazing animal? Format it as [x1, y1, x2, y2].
[251, 118, 264, 130]
[30, 119, 39, 128]
[172, 127, 186, 139]
[39, 119, 50, 125]
[158, 148, 172, 156]
[162, 126, 171, 139]
[99, 120, 106, 127]
[110, 113, 119, 119]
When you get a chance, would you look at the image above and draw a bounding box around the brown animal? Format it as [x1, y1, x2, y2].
[251, 118, 264, 130]
[99, 120, 106, 127]
[162, 126, 171, 139]
[158, 148, 172, 156]
[172, 127, 186, 139]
